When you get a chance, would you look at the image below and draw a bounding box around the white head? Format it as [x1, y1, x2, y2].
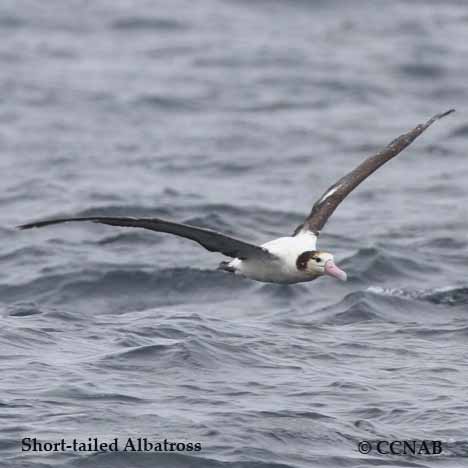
[296, 250, 347, 281]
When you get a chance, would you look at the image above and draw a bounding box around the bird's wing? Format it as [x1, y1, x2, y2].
[18, 216, 275, 261]
[294, 109, 455, 236]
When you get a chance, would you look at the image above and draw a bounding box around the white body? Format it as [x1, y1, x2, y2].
[227, 232, 318, 284]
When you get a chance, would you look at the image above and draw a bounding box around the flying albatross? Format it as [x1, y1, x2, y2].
[19, 110, 454, 284]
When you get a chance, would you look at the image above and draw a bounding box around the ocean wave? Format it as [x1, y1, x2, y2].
[0, 245, 50, 262]
[41, 384, 148, 404]
[315, 292, 387, 325]
[4, 302, 43, 317]
[367, 285, 468, 306]
[0, 15, 23, 29]
[131, 94, 203, 112]
[0, 267, 250, 312]
[341, 247, 440, 283]
[422, 287, 468, 306]
[110, 17, 187, 32]
[399, 62, 446, 79]
[97, 332, 293, 372]
[312, 287, 447, 325]
[70, 451, 299, 468]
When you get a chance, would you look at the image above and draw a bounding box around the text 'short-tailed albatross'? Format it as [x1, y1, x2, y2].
[19, 110, 454, 284]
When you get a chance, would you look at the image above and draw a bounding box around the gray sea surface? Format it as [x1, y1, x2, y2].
[1, 1, 468, 467]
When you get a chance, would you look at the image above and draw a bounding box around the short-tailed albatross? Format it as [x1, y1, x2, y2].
[19, 110, 454, 284]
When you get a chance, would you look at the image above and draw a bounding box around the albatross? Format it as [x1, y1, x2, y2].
[19, 110, 454, 284]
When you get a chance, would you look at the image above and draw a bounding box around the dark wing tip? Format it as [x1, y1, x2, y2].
[432, 108, 455, 122]
[17, 222, 41, 230]
[419, 108, 455, 135]
[17, 217, 100, 230]
[17, 220, 68, 230]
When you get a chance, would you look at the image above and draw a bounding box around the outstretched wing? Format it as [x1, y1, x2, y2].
[294, 109, 455, 236]
[18, 216, 275, 261]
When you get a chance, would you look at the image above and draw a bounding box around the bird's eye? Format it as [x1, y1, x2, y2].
[315, 258, 321, 263]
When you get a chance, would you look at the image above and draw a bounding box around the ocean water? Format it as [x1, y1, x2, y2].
[1, 1, 468, 467]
